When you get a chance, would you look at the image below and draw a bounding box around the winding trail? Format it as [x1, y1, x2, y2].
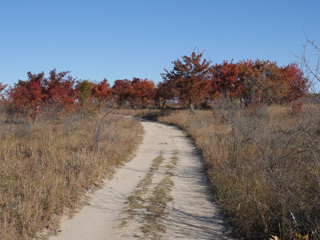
[49, 119, 233, 239]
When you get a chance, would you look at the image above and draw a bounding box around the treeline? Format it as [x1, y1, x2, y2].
[0, 51, 309, 120]
[159, 52, 308, 109]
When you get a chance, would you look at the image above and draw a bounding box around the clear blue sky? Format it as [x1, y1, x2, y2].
[1, 0, 320, 89]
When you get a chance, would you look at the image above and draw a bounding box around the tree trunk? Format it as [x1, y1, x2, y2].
[190, 101, 195, 114]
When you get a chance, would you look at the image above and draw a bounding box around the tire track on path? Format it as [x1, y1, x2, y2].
[48, 119, 233, 240]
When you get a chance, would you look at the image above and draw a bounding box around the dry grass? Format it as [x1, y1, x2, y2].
[119, 103, 320, 239]
[0, 109, 143, 240]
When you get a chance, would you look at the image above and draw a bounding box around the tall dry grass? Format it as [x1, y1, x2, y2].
[121, 103, 320, 239]
[0, 109, 143, 239]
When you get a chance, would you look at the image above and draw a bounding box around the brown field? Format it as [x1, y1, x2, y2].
[116, 102, 320, 239]
[0, 110, 143, 240]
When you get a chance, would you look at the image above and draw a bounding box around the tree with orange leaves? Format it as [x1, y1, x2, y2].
[255, 60, 289, 104]
[161, 51, 211, 111]
[238, 59, 290, 106]
[91, 79, 114, 106]
[130, 78, 156, 108]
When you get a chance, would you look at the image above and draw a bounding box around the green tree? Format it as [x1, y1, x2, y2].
[78, 80, 92, 105]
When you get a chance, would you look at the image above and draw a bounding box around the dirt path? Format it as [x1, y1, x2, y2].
[48, 119, 233, 240]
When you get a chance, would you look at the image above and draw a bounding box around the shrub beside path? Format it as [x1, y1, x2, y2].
[49, 119, 233, 239]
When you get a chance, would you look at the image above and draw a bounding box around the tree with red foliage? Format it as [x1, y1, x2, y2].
[281, 63, 309, 102]
[130, 78, 156, 108]
[154, 81, 175, 108]
[7, 70, 77, 121]
[91, 79, 114, 106]
[7, 72, 45, 121]
[113, 79, 133, 107]
[42, 69, 77, 111]
[161, 51, 211, 110]
[211, 60, 239, 98]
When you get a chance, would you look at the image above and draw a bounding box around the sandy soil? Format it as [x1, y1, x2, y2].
[48, 119, 233, 240]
